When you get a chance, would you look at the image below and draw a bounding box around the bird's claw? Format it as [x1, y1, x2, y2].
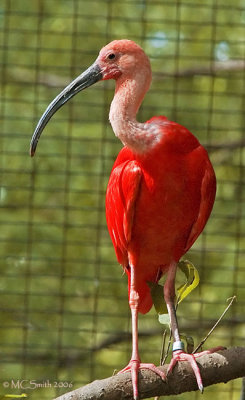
[118, 360, 166, 400]
[167, 346, 225, 393]
[167, 350, 204, 392]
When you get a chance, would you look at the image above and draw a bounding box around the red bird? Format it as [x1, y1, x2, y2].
[30, 40, 222, 399]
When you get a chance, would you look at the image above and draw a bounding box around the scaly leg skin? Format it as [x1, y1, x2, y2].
[167, 343, 224, 392]
[118, 265, 165, 400]
[118, 357, 165, 400]
[164, 262, 224, 392]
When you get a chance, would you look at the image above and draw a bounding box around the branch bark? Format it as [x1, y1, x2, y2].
[54, 347, 245, 400]
[9, 59, 245, 89]
[155, 59, 245, 79]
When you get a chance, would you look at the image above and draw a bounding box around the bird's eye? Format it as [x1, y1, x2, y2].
[108, 53, 116, 60]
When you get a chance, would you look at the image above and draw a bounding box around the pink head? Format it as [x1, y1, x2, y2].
[97, 39, 151, 81]
[30, 39, 152, 156]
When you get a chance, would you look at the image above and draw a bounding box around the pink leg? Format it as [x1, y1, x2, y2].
[164, 262, 224, 392]
[118, 265, 165, 400]
[167, 346, 225, 392]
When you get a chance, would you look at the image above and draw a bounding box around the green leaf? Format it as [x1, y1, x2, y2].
[148, 281, 168, 315]
[177, 260, 200, 304]
[158, 313, 170, 327]
[180, 334, 194, 354]
[148, 282, 170, 328]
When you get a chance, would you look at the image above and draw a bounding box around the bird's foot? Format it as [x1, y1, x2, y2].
[118, 359, 166, 400]
[167, 341, 225, 392]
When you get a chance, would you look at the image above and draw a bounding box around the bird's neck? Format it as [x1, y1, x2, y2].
[109, 73, 162, 154]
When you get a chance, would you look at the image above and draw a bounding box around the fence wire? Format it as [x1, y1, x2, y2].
[0, 0, 245, 399]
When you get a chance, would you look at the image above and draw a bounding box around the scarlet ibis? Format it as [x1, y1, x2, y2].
[30, 40, 222, 399]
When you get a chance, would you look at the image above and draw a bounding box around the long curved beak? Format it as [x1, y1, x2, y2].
[30, 62, 102, 157]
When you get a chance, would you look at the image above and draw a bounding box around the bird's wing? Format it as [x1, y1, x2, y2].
[106, 154, 142, 267]
[184, 158, 216, 252]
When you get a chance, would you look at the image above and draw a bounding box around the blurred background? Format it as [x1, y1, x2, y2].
[0, 0, 244, 399]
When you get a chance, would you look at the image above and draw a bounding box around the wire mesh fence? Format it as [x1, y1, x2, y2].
[0, 0, 244, 399]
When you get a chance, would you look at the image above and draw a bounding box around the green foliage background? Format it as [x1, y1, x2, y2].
[0, 0, 244, 399]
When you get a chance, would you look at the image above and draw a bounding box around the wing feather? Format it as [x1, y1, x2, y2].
[106, 150, 142, 267]
[184, 159, 216, 252]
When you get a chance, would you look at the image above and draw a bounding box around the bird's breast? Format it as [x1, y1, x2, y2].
[130, 145, 208, 264]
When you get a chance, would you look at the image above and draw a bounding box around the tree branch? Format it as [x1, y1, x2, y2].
[54, 347, 245, 400]
[155, 59, 245, 79]
[9, 59, 245, 89]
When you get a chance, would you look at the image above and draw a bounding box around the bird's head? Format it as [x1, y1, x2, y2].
[30, 40, 151, 156]
[97, 39, 151, 80]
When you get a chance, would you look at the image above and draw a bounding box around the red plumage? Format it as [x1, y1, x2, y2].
[30, 40, 222, 400]
[106, 116, 216, 314]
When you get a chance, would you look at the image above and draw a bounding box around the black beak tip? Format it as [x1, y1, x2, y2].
[29, 62, 102, 158]
[30, 142, 36, 157]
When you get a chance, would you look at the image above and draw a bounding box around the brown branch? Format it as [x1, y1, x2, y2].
[207, 139, 245, 151]
[9, 59, 245, 88]
[54, 347, 245, 400]
[8, 67, 69, 88]
[155, 59, 245, 79]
